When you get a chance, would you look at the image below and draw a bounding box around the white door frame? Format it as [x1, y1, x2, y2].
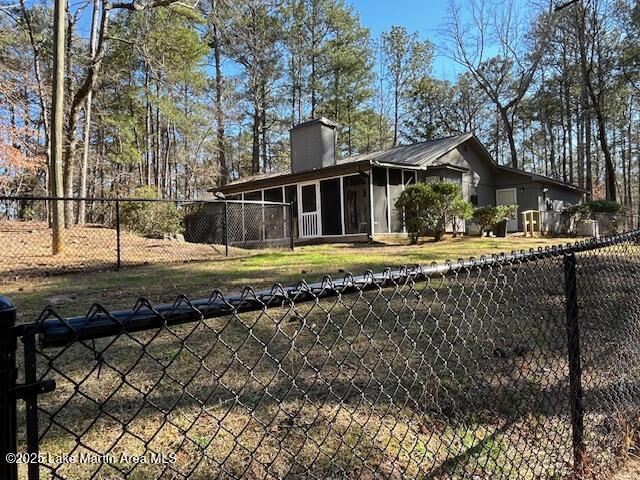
[298, 180, 322, 238]
[496, 187, 518, 232]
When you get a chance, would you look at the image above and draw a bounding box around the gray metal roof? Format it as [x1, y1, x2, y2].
[214, 133, 587, 194]
[337, 133, 472, 167]
[221, 135, 470, 189]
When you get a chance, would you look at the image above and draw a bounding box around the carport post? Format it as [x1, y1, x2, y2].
[0, 296, 18, 480]
[564, 252, 585, 476]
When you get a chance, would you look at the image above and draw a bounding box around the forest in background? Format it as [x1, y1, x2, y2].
[1, 0, 640, 219]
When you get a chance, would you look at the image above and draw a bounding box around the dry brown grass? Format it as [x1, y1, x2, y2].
[4, 228, 581, 323]
[21, 261, 580, 479]
[6, 226, 640, 479]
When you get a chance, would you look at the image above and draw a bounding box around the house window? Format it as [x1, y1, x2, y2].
[469, 185, 478, 206]
[403, 171, 416, 186]
[244, 191, 262, 202]
[264, 187, 283, 203]
[301, 184, 317, 213]
[372, 167, 389, 233]
[388, 169, 403, 233]
[320, 179, 342, 236]
[285, 185, 297, 209]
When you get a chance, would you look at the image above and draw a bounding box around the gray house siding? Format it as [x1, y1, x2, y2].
[542, 185, 583, 210]
[493, 174, 583, 229]
[391, 143, 584, 232]
[437, 146, 496, 206]
[290, 122, 337, 173]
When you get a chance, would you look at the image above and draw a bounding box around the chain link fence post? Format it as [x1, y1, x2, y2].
[115, 199, 121, 271]
[224, 201, 229, 257]
[289, 203, 295, 251]
[0, 296, 18, 480]
[564, 252, 585, 476]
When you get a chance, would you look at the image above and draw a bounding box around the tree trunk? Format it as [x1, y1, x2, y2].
[50, 0, 66, 253]
[592, 106, 616, 201]
[565, 80, 574, 184]
[621, 126, 628, 207]
[251, 105, 260, 174]
[20, 0, 50, 160]
[585, 109, 593, 197]
[63, 14, 75, 227]
[78, 0, 100, 224]
[393, 81, 399, 147]
[261, 82, 268, 171]
[497, 106, 518, 168]
[212, 0, 227, 186]
[576, 100, 584, 189]
[145, 65, 152, 187]
[576, 2, 615, 200]
[310, 1, 317, 118]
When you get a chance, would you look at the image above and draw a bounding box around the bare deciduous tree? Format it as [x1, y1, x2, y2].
[443, 0, 551, 168]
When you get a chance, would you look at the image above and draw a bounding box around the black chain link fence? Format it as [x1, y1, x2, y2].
[540, 211, 640, 237]
[0, 196, 293, 279]
[2, 231, 640, 479]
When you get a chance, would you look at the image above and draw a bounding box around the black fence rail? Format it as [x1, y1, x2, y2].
[0, 196, 293, 279]
[2, 231, 640, 479]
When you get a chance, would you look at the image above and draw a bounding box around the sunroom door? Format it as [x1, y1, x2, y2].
[298, 182, 321, 238]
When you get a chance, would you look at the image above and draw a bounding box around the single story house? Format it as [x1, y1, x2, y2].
[211, 117, 586, 242]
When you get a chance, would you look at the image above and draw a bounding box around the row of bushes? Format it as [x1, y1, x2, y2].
[562, 200, 622, 221]
[119, 186, 183, 238]
[395, 181, 517, 243]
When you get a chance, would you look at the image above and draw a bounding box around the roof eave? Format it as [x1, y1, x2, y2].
[495, 164, 589, 193]
[211, 159, 374, 194]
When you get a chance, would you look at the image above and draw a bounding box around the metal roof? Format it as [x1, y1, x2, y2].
[336, 133, 472, 167]
[213, 133, 587, 194]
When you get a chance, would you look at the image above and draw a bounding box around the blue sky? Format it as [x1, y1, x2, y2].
[346, 0, 462, 80]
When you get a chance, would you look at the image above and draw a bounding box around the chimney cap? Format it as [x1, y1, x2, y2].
[289, 117, 339, 131]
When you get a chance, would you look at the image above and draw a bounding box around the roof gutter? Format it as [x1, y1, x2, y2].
[371, 161, 425, 171]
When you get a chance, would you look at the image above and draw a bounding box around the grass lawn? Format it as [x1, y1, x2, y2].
[6, 234, 579, 322]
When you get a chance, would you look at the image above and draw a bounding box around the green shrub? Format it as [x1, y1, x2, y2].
[395, 181, 473, 243]
[451, 196, 475, 237]
[561, 201, 621, 224]
[120, 186, 183, 239]
[587, 200, 621, 214]
[496, 204, 518, 221]
[472, 204, 517, 236]
[395, 183, 431, 244]
[562, 203, 591, 221]
[472, 206, 498, 235]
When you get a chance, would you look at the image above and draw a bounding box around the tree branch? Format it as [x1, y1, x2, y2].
[108, 0, 198, 11]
